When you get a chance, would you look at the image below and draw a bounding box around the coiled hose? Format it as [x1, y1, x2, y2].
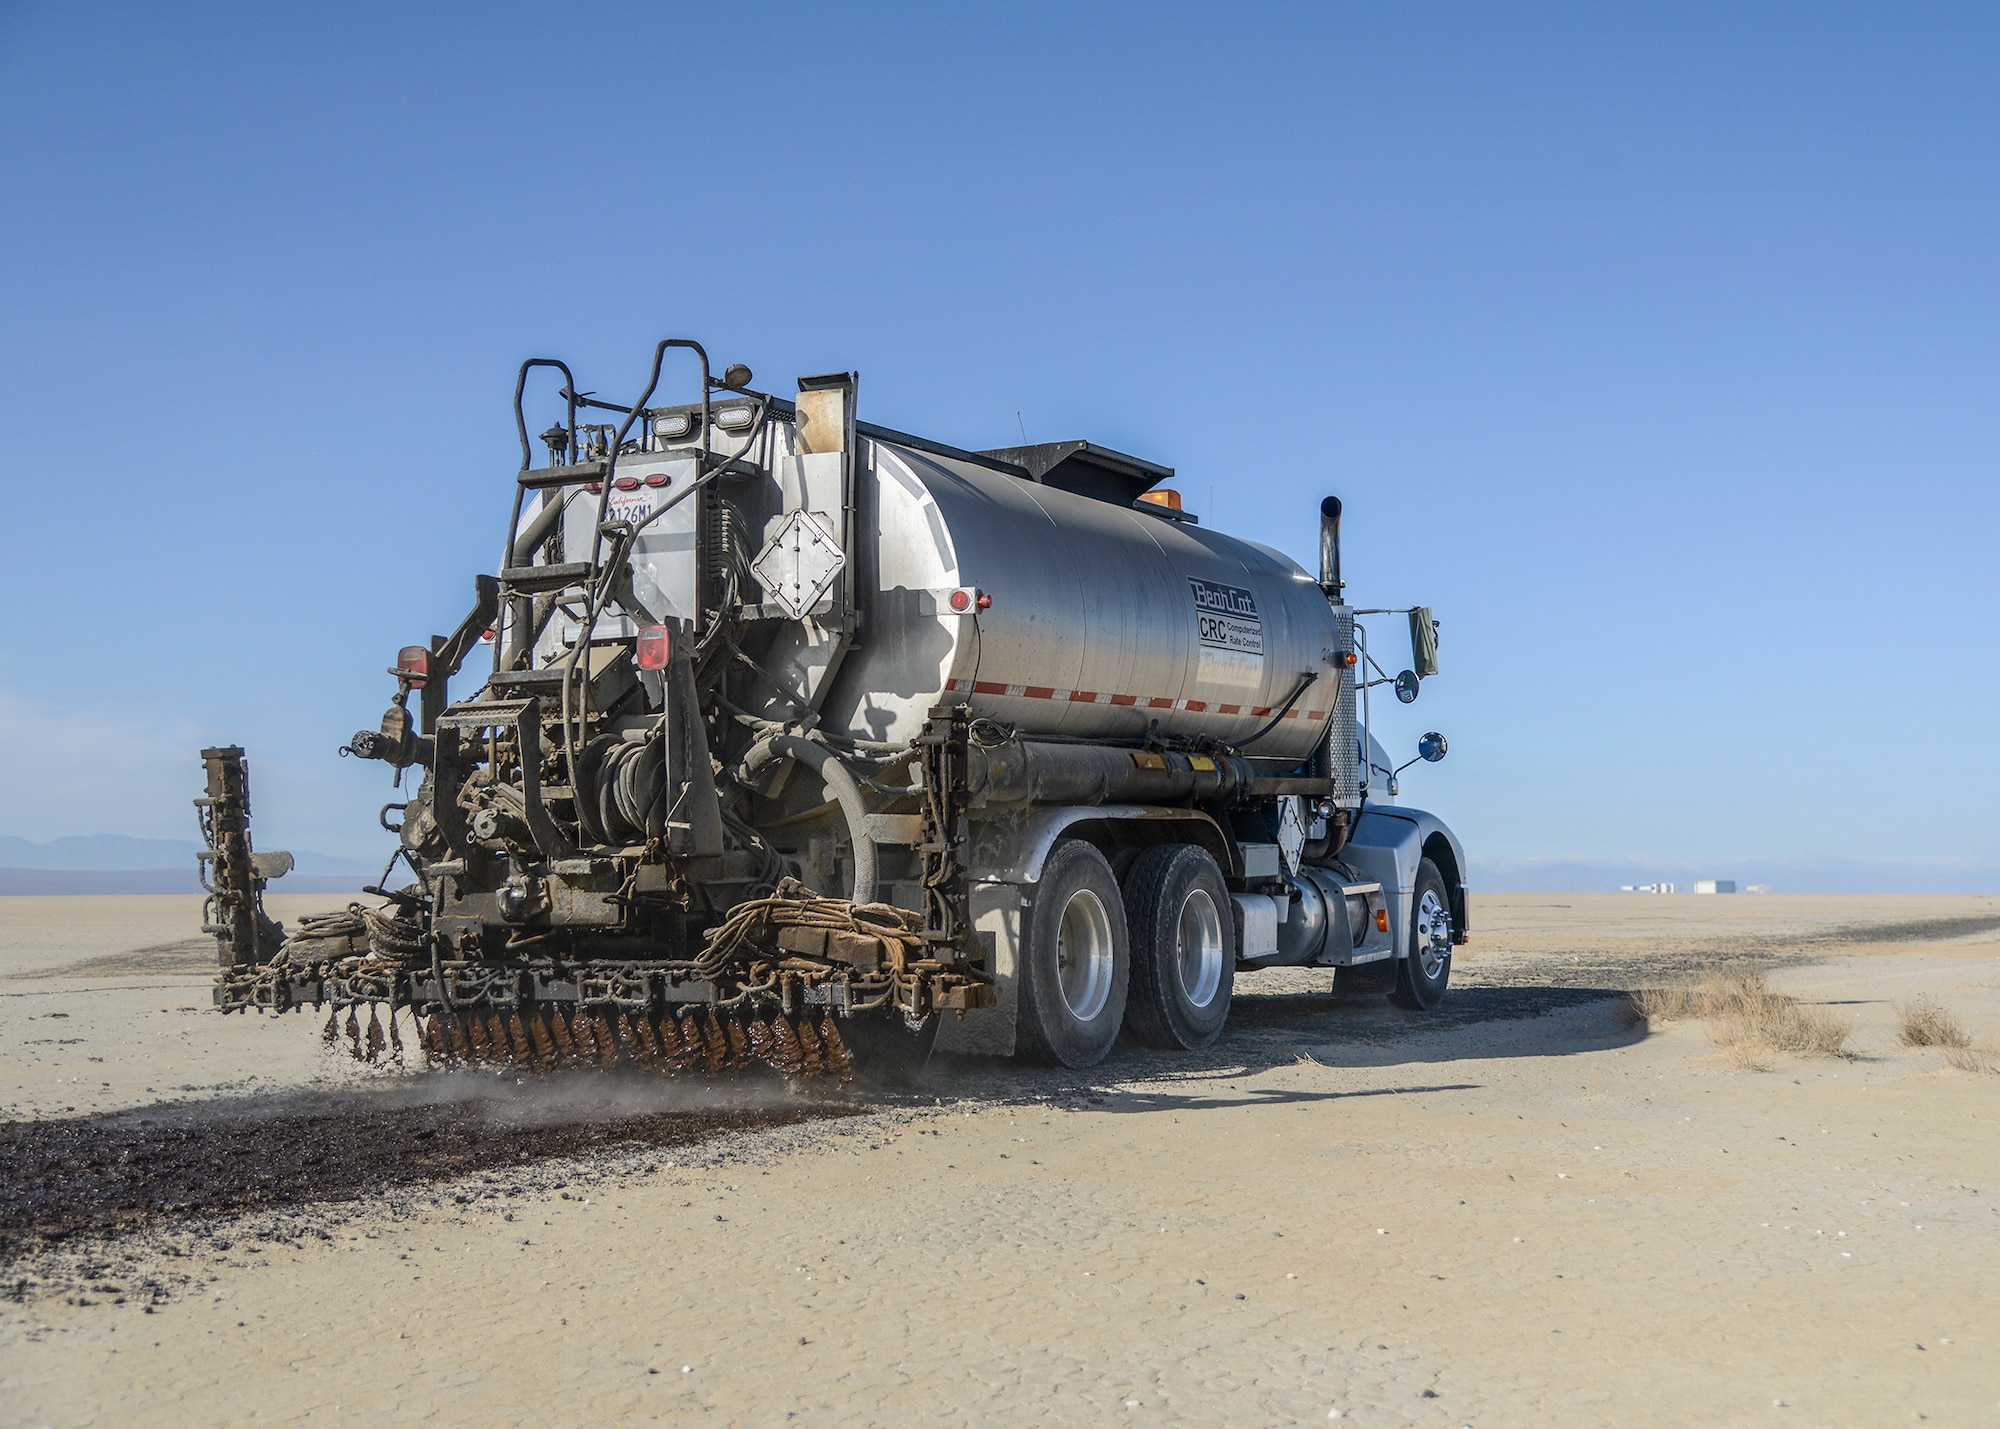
[573, 733, 669, 845]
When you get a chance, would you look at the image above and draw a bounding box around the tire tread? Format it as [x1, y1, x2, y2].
[1122, 843, 1233, 1050]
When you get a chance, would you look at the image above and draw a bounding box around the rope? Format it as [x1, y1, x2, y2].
[694, 877, 922, 981]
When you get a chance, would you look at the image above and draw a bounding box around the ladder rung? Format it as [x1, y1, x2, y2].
[500, 561, 594, 594]
[487, 668, 567, 690]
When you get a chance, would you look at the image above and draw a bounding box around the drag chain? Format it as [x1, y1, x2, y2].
[412, 1007, 854, 1081]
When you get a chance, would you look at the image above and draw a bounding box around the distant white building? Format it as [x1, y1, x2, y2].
[1695, 880, 1737, 895]
[1620, 883, 1678, 894]
[1745, 884, 1770, 894]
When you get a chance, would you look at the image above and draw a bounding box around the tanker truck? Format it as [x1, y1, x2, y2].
[201, 338, 1467, 1078]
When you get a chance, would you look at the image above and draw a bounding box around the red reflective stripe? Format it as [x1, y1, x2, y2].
[950, 682, 1335, 726]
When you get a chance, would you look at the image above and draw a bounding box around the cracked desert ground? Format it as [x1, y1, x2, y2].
[2, 892, 1996, 1427]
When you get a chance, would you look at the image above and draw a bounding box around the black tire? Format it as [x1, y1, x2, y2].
[1016, 839, 1130, 1068]
[838, 1013, 939, 1088]
[1121, 843, 1234, 1050]
[1388, 857, 1454, 1011]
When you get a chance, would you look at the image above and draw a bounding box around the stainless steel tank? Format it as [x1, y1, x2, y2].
[811, 439, 1344, 766]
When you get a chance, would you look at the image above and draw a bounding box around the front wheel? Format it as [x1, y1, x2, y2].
[1017, 840, 1130, 1068]
[1388, 858, 1454, 1011]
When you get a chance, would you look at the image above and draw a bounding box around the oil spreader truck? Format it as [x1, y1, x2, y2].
[200, 338, 1465, 1080]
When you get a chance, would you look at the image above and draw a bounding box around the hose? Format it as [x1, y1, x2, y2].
[738, 733, 878, 904]
[719, 808, 791, 895]
[1237, 668, 1328, 750]
[569, 732, 668, 844]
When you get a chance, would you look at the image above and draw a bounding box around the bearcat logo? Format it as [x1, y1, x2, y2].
[1187, 577, 1263, 655]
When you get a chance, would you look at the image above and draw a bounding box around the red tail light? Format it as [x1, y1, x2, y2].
[643, 473, 670, 489]
[585, 482, 602, 494]
[397, 646, 430, 687]
[635, 625, 671, 670]
[613, 476, 642, 492]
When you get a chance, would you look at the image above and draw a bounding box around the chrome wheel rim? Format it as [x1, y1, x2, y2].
[1056, 888, 1114, 1022]
[1415, 887, 1452, 979]
[1176, 888, 1225, 1009]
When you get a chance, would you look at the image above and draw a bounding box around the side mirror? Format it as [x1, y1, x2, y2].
[719, 363, 753, 390]
[1408, 606, 1439, 678]
[1388, 731, 1450, 796]
[1394, 670, 1421, 704]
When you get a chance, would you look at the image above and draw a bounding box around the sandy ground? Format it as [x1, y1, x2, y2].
[2, 892, 1998, 1427]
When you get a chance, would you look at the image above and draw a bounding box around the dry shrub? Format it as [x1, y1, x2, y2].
[1942, 1040, 1999, 1075]
[1896, 994, 1971, 1049]
[1622, 966, 1850, 1066]
[1622, 980, 1702, 1026]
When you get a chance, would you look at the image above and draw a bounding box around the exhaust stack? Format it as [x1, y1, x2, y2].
[1319, 496, 1343, 598]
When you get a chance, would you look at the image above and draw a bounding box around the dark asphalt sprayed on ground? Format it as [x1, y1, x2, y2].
[0, 1082, 861, 1256]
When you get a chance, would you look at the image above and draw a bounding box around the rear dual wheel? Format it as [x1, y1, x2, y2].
[1018, 840, 1130, 1067]
[1121, 843, 1234, 1050]
[1018, 839, 1235, 1067]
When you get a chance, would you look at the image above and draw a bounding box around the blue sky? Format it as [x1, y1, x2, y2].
[2, 3, 1995, 890]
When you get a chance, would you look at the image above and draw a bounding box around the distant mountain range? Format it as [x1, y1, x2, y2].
[0, 833, 378, 874]
[1469, 854, 1997, 896]
[0, 834, 386, 896]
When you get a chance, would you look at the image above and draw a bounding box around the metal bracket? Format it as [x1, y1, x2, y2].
[917, 705, 976, 964]
[433, 696, 575, 859]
